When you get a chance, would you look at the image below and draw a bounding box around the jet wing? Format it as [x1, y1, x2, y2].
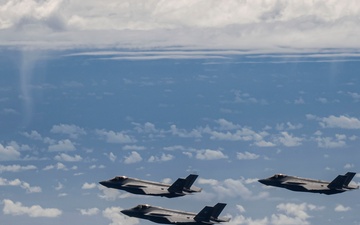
[123, 184, 148, 188]
[138, 186, 168, 195]
[285, 182, 307, 185]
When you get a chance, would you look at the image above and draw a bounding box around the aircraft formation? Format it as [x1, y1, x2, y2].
[99, 172, 358, 225]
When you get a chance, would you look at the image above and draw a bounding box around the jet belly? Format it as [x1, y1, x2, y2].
[282, 178, 326, 192]
[146, 209, 196, 224]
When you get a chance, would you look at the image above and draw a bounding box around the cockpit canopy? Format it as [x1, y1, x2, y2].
[133, 204, 151, 210]
[110, 176, 128, 182]
[270, 174, 287, 179]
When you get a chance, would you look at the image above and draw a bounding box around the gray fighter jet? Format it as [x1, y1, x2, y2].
[99, 174, 202, 198]
[121, 203, 230, 225]
[258, 172, 358, 195]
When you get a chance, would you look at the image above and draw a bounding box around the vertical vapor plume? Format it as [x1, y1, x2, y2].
[19, 49, 41, 126]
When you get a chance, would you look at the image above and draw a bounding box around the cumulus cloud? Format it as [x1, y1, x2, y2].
[43, 162, 69, 171]
[54, 153, 82, 162]
[148, 153, 174, 162]
[216, 118, 241, 130]
[105, 152, 117, 162]
[123, 151, 142, 164]
[315, 135, 347, 148]
[3, 199, 62, 217]
[0, 164, 37, 173]
[237, 151, 260, 160]
[82, 182, 97, 189]
[103, 206, 139, 225]
[319, 115, 360, 129]
[96, 129, 136, 144]
[334, 204, 351, 212]
[275, 131, 303, 147]
[0, 144, 21, 161]
[50, 124, 86, 139]
[195, 149, 228, 160]
[228, 202, 323, 225]
[271, 203, 324, 225]
[79, 207, 99, 216]
[199, 177, 268, 200]
[48, 139, 76, 152]
[170, 125, 202, 138]
[0, 177, 41, 193]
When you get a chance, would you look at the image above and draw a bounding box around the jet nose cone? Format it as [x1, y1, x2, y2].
[120, 209, 132, 216]
[258, 179, 269, 185]
[99, 181, 108, 187]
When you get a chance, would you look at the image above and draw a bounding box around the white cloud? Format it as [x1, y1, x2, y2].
[22, 130, 43, 140]
[237, 151, 260, 160]
[55, 182, 63, 191]
[79, 207, 99, 216]
[43, 162, 68, 171]
[3, 199, 62, 217]
[319, 115, 360, 129]
[344, 163, 354, 169]
[276, 122, 303, 131]
[103, 206, 139, 225]
[50, 124, 86, 138]
[209, 127, 267, 142]
[105, 152, 117, 162]
[228, 202, 323, 225]
[82, 182, 97, 189]
[0, 144, 20, 161]
[0, 164, 37, 173]
[48, 139, 76, 152]
[195, 149, 228, 160]
[0, 177, 41, 193]
[148, 153, 174, 162]
[271, 203, 324, 225]
[276, 132, 303, 147]
[236, 204, 246, 213]
[123, 151, 142, 164]
[163, 145, 186, 151]
[334, 204, 351, 212]
[170, 125, 202, 138]
[96, 129, 136, 143]
[199, 177, 267, 200]
[348, 92, 360, 102]
[216, 118, 241, 130]
[1, 1, 360, 51]
[54, 153, 82, 162]
[122, 145, 146, 151]
[97, 186, 131, 201]
[315, 136, 346, 148]
[294, 97, 305, 104]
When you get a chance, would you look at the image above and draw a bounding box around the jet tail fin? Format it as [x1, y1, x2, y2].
[194, 203, 229, 223]
[167, 178, 186, 193]
[328, 172, 356, 189]
[343, 172, 356, 187]
[211, 203, 227, 219]
[184, 174, 198, 189]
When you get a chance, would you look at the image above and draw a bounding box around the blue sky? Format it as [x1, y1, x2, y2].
[1, 1, 360, 225]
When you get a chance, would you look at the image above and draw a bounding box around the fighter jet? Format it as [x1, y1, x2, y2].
[99, 174, 202, 198]
[258, 172, 359, 195]
[121, 203, 230, 225]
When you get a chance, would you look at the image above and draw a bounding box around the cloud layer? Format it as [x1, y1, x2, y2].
[1, 0, 360, 51]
